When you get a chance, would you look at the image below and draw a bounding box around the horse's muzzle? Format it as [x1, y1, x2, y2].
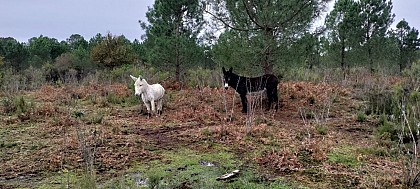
[224, 83, 229, 89]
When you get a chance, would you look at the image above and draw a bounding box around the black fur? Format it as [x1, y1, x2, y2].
[222, 67, 279, 113]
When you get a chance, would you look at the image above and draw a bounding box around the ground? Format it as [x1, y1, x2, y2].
[0, 81, 405, 188]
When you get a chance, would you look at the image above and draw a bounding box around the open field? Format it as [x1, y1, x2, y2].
[0, 79, 408, 188]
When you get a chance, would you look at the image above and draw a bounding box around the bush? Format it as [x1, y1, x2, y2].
[356, 111, 367, 122]
[1, 96, 35, 115]
[186, 67, 221, 88]
[403, 60, 420, 89]
[376, 114, 398, 141]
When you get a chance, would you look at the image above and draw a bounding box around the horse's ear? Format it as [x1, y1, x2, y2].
[222, 67, 226, 73]
[228, 67, 233, 72]
[138, 75, 143, 80]
[130, 75, 137, 81]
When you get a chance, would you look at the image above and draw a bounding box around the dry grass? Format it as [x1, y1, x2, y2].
[0, 80, 406, 188]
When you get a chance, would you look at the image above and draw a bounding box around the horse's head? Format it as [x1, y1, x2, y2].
[222, 67, 233, 89]
[130, 75, 147, 96]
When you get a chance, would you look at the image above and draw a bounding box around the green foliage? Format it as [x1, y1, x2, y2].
[77, 172, 97, 189]
[141, 0, 207, 81]
[394, 20, 420, 72]
[27, 35, 68, 66]
[186, 67, 221, 88]
[325, 0, 362, 72]
[357, 146, 390, 157]
[67, 34, 88, 51]
[359, 0, 394, 72]
[403, 60, 420, 88]
[327, 147, 360, 168]
[315, 125, 328, 135]
[366, 89, 394, 116]
[0, 37, 29, 71]
[376, 114, 398, 141]
[90, 33, 138, 68]
[324, 0, 397, 73]
[356, 111, 367, 122]
[106, 92, 124, 105]
[211, 0, 327, 74]
[1, 96, 35, 115]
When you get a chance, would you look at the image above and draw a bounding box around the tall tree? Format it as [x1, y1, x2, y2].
[0, 37, 29, 71]
[27, 35, 67, 66]
[359, 0, 394, 73]
[88, 33, 105, 50]
[394, 19, 420, 72]
[141, 0, 205, 81]
[207, 0, 329, 74]
[67, 34, 88, 51]
[325, 0, 361, 77]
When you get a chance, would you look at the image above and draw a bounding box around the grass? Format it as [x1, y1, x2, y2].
[327, 147, 361, 168]
[102, 148, 298, 189]
[356, 111, 367, 122]
[315, 124, 328, 135]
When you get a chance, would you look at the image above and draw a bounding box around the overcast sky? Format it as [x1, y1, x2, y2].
[0, 0, 419, 43]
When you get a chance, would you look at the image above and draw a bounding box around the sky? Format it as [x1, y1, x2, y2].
[0, 0, 419, 43]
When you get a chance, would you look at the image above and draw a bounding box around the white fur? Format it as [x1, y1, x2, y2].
[130, 75, 165, 116]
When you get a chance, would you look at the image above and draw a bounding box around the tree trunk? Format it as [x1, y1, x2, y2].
[366, 36, 375, 74]
[368, 46, 374, 74]
[341, 40, 346, 79]
[262, 28, 274, 74]
[175, 13, 182, 82]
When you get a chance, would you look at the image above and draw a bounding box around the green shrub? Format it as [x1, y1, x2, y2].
[106, 93, 123, 104]
[186, 67, 221, 88]
[356, 111, 367, 122]
[403, 60, 420, 89]
[1, 96, 35, 115]
[315, 125, 328, 135]
[1, 97, 16, 114]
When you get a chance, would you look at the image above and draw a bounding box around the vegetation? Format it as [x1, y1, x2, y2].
[0, 0, 420, 188]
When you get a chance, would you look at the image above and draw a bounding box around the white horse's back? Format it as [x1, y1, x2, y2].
[150, 84, 165, 100]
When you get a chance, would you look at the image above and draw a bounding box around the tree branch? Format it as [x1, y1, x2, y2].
[242, 0, 265, 29]
[202, 3, 259, 32]
[277, 0, 313, 29]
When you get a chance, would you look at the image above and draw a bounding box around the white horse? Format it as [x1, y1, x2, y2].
[130, 75, 165, 117]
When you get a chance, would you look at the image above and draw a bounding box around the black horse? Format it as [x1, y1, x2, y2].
[222, 67, 279, 113]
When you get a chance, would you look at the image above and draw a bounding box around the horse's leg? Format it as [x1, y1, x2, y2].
[273, 88, 279, 112]
[266, 88, 274, 111]
[156, 99, 162, 115]
[151, 100, 156, 115]
[157, 99, 163, 115]
[240, 93, 247, 113]
[144, 101, 151, 117]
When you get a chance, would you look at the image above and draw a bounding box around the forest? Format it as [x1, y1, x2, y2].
[1, 0, 420, 188]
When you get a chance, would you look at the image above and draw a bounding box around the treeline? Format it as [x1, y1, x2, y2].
[1, 0, 420, 88]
